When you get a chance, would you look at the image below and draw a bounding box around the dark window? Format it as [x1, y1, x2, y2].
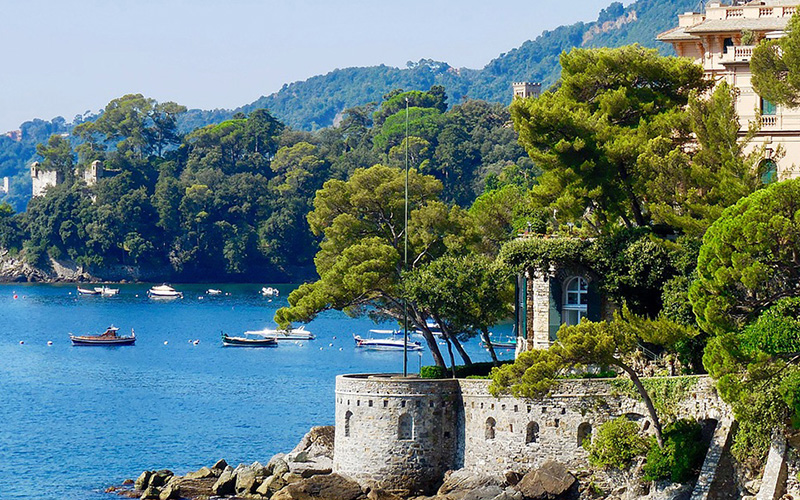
[485, 417, 496, 440]
[577, 422, 592, 447]
[762, 97, 777, 116]
[345, 411, 353, 437]
[761, 159, 778, 184]
[526, 422, 540, 444]
[398, 413, 414, 440]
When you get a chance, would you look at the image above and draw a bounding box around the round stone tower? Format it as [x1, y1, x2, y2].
[333, 374, 461, 495]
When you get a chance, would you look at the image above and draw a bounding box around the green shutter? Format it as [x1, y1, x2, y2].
[549, 278, 563, 342]
[587, 280, 602, 322]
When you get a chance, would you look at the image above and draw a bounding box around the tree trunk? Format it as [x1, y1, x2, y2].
[410, 307, 446, 368]
[433, 314, 472, 365]
[444, 335, 457, 378]
[481, 327, 499, 365]
[617, 362, 664, 447]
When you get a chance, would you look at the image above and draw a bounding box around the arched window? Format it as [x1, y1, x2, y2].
[525, 422, 540, 444]
[398, 413, 414, 440]
[344, 410, 353, 438]
[761, 159, 778, 185]
[577, 422, 592, 447]
[485, 417, 496, 440]
[563, 277, 588, 326]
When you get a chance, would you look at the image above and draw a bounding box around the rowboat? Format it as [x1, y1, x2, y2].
[354, 332, 423, 351]
[481, 338, 517, 349]
[244, 325, 315, 340]
[206, 289, 223, 296]
[77, 287, 100, 296]
[70, 326, 136, 346]
[221, 332, 278, 347]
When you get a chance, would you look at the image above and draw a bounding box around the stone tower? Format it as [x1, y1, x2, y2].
[512, 82, 542, 99]
[30, 162, 64, 198]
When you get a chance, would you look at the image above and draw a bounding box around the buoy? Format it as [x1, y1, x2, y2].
[47, 341, 53, 346]
[193, 340, 199, 345]
[332, 336, 336, 339]
[339, 348, 343, 351]
[19, 341, 24, 345]
[320, 347, 323, 350]
[164, 341, 168, 345]
[299, 343, 303, 347]
[13, 295, 17, 299]
[329, 343, 333, 347]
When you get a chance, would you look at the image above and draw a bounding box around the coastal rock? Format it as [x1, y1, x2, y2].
[491, 489, 524, 500]
[270, 455, 290, 476]
[135, 471, 153, 491]
[236, 467, 259, 494]
[158, 480, 181, 500]
[140, 486, 160, 500]
[366, 487, 405, 500]
[438, 470, 503, 500]
[290, 426, 335, 460]
[212, 459, 229, 471]
[504, 472, 524, 487]
[271, 473, 363, 500]
[515, 461, 577, 500]
[212, 469, 236, 496]
[257, 474, 287, 496]
[463, 486, 505, 500]
[289, 456, 334, 478]
[185, 466, 215, 479]
[149, 470, 172, 488]
[283, 472, 304, 484]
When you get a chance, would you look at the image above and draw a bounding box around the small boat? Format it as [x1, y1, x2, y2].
[244, 325, 315, 340]
[354, 331, 423, 351]
[481, 337, 517, 349]
[206, 289, 223, 296]
[147, 284, 183, 299]
[415, 319, 444, 337]
[95, 286, 120, 296]
[70, 326, 136, 346]
[221, 332, 278, 347]
[261, 286, 279, 297]
[77, 287, 100, 296]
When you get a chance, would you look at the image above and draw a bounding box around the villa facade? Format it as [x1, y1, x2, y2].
[658, 0, 800, 180]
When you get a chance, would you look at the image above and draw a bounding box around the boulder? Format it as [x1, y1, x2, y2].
[290, 426, 335, 460]
[185, 466, 215, 480]
[438, 469, 503, 500]
[158, 481, 181, 500]
[289, 457, 334, 478]
[283, 472, 304, 484]
[149, 470, 173, 488]
[463, 486, 505, 500]
[140, 486, 160, 500]
[134, 471, 152, 491]
[515, 461, 577, 500]
[270, 456, 290, 476]
[492, 489, 524, 500]
[236, 467, 259, 494]
[257, 474, 287, 497]
[212, 458, 229, 471]
[212, 469, 237, 496]
[504, 472, 524, 487]
[271, 473, 363, 500]
[366, 487, 405, 500]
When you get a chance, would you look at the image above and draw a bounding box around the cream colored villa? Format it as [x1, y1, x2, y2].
[658, 0, 800, 180]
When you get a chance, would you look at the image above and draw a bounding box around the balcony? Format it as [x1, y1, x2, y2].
[720, 45, 755, 63]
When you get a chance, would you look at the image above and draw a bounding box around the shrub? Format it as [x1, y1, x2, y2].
[643, 419, 705, 482]
[420, 360, 514, 379]
[586, 417, 649, 469]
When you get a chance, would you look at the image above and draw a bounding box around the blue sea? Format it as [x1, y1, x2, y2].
[0, 284, 510, 500]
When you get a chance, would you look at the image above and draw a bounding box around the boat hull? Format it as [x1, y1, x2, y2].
[354, 336, 423, 351]
[70, 336, 136, 346]
[222, 335, 278, 347]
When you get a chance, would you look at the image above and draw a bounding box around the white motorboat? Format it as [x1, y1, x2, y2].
[206, 289, 223, 296]
[354, 331, 423, 351]
[147, 284, 183, 299]
[261, 286, 279, 297]
[244, 324, 315, 340]
[414, 319, 443, 337]
[95, 286, 120, 296]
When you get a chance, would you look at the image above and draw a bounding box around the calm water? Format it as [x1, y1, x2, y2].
[0, 284, 510, 500]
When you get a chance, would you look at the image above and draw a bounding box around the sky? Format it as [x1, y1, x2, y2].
[0, 0, 630, 133]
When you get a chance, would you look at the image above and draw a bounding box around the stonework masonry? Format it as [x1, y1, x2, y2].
[334, 374, 729, 494]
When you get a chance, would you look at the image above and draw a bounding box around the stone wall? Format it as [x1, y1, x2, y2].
[333, 374, 461, 494]
[334, 374, 728, 490]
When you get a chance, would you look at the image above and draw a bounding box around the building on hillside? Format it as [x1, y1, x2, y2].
[4, 130, 22, 142]
[512, 82, 542, 99]
[0, 177, 8, 195]
[657, 0, 800, 180]
[30, 160, 107, 197]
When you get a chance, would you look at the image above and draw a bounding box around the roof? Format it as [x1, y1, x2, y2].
[656, 26, 699, 41]
[685, 17, 790, 33]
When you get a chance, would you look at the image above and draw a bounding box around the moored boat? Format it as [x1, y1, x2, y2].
[221, 332, 278, 347]
[147, 284, 183, 299]
[261, 286, 279, 297]
[95, 286, 120, 296]
[206, 289, 223, 296]
[77, 287, 100, 296]
[70, 326, 136, 346]
[415, 319, 443, 337]
[354, 331, 423, 351]
[244, 324, 315, 340]
[480, 337, 517, 349]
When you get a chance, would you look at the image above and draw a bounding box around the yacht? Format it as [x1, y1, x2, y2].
[147, 284, 183, 299]
[244, 325, 314, 340]
[354, 331, 423, 351]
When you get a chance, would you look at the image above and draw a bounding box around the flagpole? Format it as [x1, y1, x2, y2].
[403, 97, 409, 377]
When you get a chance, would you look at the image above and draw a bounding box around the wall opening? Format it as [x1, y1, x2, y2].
[525, 421, 540, 444]
[577, 422, 592, 447]
[398, 413, 414, 440]
[345, 410, 353, 438]
[485, 417, 496, 440]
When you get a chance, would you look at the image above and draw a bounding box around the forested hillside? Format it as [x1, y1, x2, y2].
[0, 0, 695, 211]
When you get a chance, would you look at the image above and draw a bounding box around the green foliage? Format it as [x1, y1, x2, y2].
[690, 179, 800, 336]
[421, 360, 514, 379]
[643, 419, 705, 482]
[511, 45, 709, 231]
[740, 297, 800, 356]
[752, 13, 800, 107]
[610, 376, 699, 423]
[586, 417, 649, 469]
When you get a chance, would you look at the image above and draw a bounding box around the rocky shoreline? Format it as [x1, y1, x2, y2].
[107, 426, 701, 500]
